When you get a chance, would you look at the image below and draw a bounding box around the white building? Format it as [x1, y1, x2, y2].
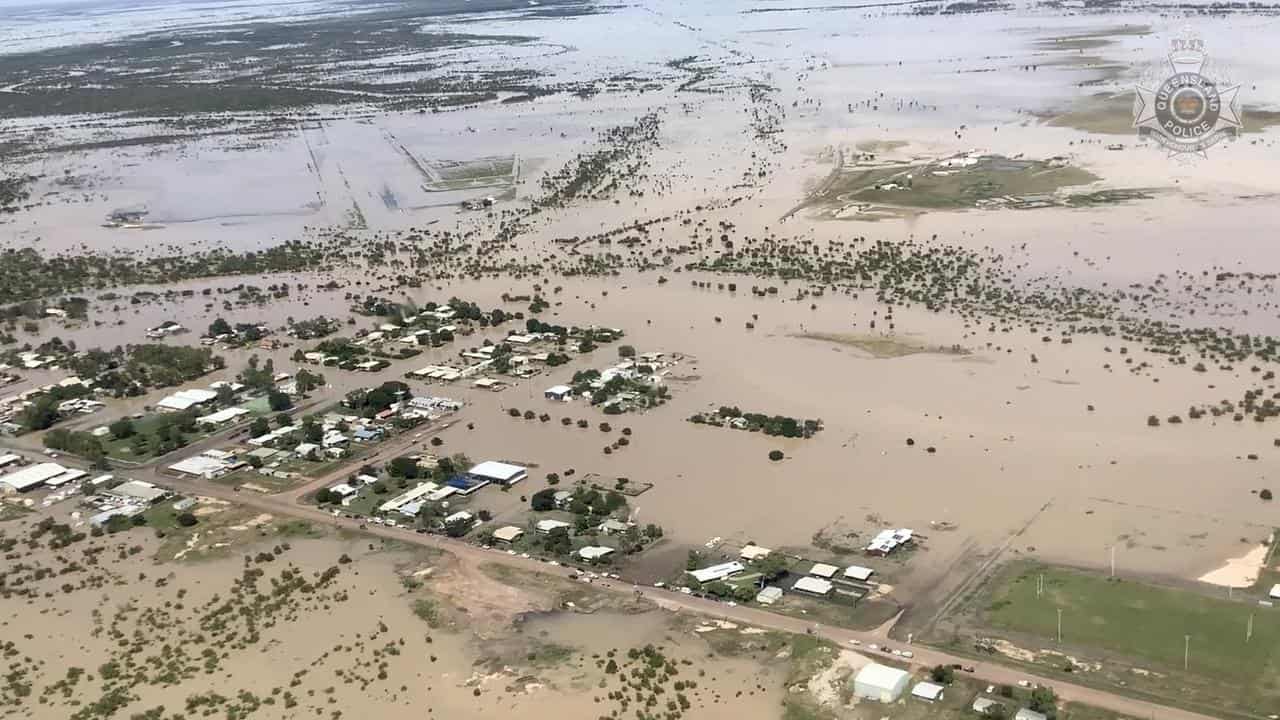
[852, 663, 910, 703]
[493, 526, 524, 543]
[544, 385, 572, 401]
[468, 461, 527, 487]
[792, 577, 833, 596]
[157, 389, 218, 412]
[578, 546, 615, 561]
[1015, 710, 1048, 720]
[844, 565, 875, 582]
[755, 586, 783, 605]
[0, 462, 68, 492]
[810, 563, 839, 579]
[535, 519, 571, 534]
[169, 453, 235, 479]
[691, 561, 745, 584]
[739, 544, 772, 561]
[911, 681, 945, 702]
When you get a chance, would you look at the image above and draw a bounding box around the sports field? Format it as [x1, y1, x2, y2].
[985, 564, 1280, 683]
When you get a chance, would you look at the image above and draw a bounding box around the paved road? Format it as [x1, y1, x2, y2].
[0, 431, 1225, 720]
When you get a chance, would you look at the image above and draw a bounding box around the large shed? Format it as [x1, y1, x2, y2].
[852, 663, 909, 703]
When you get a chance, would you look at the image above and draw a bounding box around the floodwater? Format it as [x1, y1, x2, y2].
[4, 0, 1280, 650]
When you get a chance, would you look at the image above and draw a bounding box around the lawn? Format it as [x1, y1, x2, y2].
[985, 564, 1280, 684]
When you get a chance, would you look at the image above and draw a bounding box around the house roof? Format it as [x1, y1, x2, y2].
[536, 519, 571, 532]
[854, 663, 909, 690]
[740, 544, 771, 560]
[545, 384, 572, 394]
[792, 577, 833, 595]
[810, 563, 839, 578]
[911, 682, 945, 700]
[691, 561, 745, 584]
[0, 462, 68, 491]
[844, 565, 875, 581]
[493, 526, 524, 542]
[578, 546, 615, 560]
[756, 586, 783, 602]
[468, 461, 526, 482]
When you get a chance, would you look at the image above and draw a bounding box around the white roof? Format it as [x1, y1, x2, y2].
[536, 519, 571, 532]
[444, 510, 474, 524]
[0, 462, 68, 491]
[578, 546, 615, 560]
[844, 565, 875, 581]
[493, 526, 524, 541]
[1270, 584, 1280, 600]
[911, 682, 945, 701]
[379, 482, 441, 513]
[810, 563, 839, 578]
[1015, 710, 1048, 720]
[328, 483, 357, 497]
[792, 577, 833, 595]
[545, 384, 572, 394]
[973, 698, 1001, 713]
[468, 461, 526, 482]
[855, 663, 909, 690]
[740, 544, 772, 560]
[159, 388, 218, 410]
[691, 561, 745, 584]
[0, 454, 21, 468]
[169, 455, 232, 477]
[44, 469, 88, 487]
[198, 407, 249, 425]
[756, 586, 783, 603]
[107, 480, 167, 503]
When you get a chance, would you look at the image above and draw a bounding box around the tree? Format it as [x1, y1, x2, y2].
[176, 512, 198, 527]
[371, 481, 388, 495]
[314, 488, 333, 504]
[268, 390, 292, 412]
[249, 417, 270, 438]
[208, 318, 232, 337]
[247, 455, 264, 469]
[618, 345, 636, 358]
[274, 412, 292, 428]
[388, 456, 420, 479]
[1029, 687, 1057, 716]
[109, 418, 136, 440]
[929, 665, 955, 684]
[477, 509, 493, 522]
[1262, 489, 1274, 501]
[768, 449, 784, 461]
[997, 685, 1014, 699]
[303, 420, 323, 444]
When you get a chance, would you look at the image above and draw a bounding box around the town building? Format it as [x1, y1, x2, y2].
[809, 563, 839, 579]
[910, 682, 945, 702]
[972, 698, 1004, 715]
[544, 385, 572, 401]
[792, 577, 833, 596]
[467, 461, 527, 487]
[535, 519, 572, 534]
[690, 561, 745, 584]
[578, 546, 615, 561]
[492, 526, 524, 543]
[852, 663, 909, 703]
[739, 544, 772, 561]
[156, 388, 219, 412]
[844, 565, 875, 581]
[755, 586, 783, 605]
[0, 462, 69, 492]
[1015, 710, 1048, 720]
[105, 480, 170, 505]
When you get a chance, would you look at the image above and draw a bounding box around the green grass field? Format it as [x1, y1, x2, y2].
[986, 565, 1280, 682]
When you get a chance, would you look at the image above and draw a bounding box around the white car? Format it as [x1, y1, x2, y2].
[868, 644, 879, 651]
[849, 639, 861, 646]
[901, 651, 914, 659]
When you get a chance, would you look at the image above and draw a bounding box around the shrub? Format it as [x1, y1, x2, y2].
[599, 422, 612, 432]
[523, 410, 535, 420]
[768, 450, 784, 462]
[430, 436, 443, 446]
[176, 512, 198, 528]
[508, 408, 521, 417]
[1262, 489, 1273, 501]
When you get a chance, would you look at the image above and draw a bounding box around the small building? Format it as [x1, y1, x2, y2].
[444, 510, 474, 526]
[445, 474, 489, 495]
[493, 526, 524, 543]
[535, 519, 572, 534]
[89, 505, 146, 527]
[740, 544, 772, 561]
[197, 407, 250, 426]
[852, 663, 910, 703]
[598, 519, 631, 535]
[169, 454, 235, 479]
[691, 561, 745, 584]
[1015, 710, 1048, 720]
[173, 497, 198, 512]
[157, 388, 218, 412]
[0, 454, 20, 470]
[910, 681, 945, 702]
[294, 443, 320, 459]
[553, 490, 573, 508]
[44, 468, 88, 488]
[0, 462, 68, 492]
[756, 586, 783, 605]
[468, 461, 527, 487]
[792, 577, 833, 596]
[578, 546, 615, 561]
[972, 698, 1004, 715]
[1269, 584, 1280, 600]
[844, 565, 875, 582]
[106, 480, 169, 504]
[809, 563, 839, 579]
[545, 385, 572, 401]
[328, 483, 357, 499]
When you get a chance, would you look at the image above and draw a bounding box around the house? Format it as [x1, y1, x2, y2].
[809, 563, 839, 579]
[156, 388, 218, 412]
[445, 474, 489, 495]
[197, 407, 250, 426]
[0, 462, 69, 492]
[578, 546, 615, 561]
[173, 497, 197, 512]
[353, 427, 384, 442]
[691, 561, 745, 584]
[294, 443, 320, 459]
[792, 577, 833, 596]
[535, 519, 572, 534]
[328, 483, 357, 499]
[444, 510, 474, 526]
[169, 453, 236, 479]
[1015, 710, 1048, 720]
[0, 454, 20, 470]
[852, 663, 909, 703]
[44, 468, 87, 488]
[910, 682, 945, 702]
[844, 565, 875, 582]
[1269, 584, 1280, 600]
[493, 526, 524, 543]
[756, 586, 783, 605]
[545, 385, 572, 401]
[468, 461, 527, 487]
[104, 480, 169, 505]
[553, 490, 573, 508]
[89, 505, 146, 527]
[740, 544, 772, 561]
[866, 528, 914, 556]
[972, 698, 1004, 715]
[598, 519, 631, 535]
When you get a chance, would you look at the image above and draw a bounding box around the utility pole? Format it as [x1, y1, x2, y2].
[1057, 608, 1062, 643]
[1247, 614, 1254, 643]
[1110, 545, 1116, 578]
[1184, 634, 1190, 670]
